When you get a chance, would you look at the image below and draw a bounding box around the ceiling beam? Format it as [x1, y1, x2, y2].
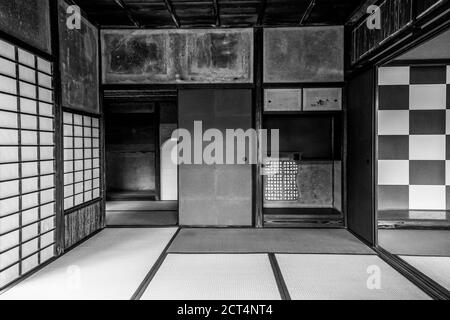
[299, 0, 316, 25]
[114, 0, 140, 27]
[212, 0, 221, 27]
[163, 0, 181, 28]
[257, 0, 267, 26]
[347, 0, 379, 24]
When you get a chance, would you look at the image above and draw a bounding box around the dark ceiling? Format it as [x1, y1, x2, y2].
[73, 0, 366, 28]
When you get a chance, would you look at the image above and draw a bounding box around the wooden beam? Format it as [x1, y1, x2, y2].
[347, 0, 379, 24]
[163, 0, 181, 28]
[254, 28, 264, 228]
[114, 0, 140, 27]
[257, 0, 267, 26]
[299, 0, 316, 25]
[49, 0, 65, 256]
[213, 0, 221, 27]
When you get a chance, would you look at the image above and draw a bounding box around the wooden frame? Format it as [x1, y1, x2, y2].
[51, 0, 105, 255]
[373, 43, 450, 301]
[102, 94, 163, 202]
[346, 8, 450, 298]
[0, 1, 59, 291]
[99, 25, 346, 229]
[349, 0, 450, 69]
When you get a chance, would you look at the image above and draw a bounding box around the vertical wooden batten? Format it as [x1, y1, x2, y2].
[99, 27, 107, 229]
[155, 103, 161, 200]
[254, 27, 264, 228]
[49, 0, 65, 255]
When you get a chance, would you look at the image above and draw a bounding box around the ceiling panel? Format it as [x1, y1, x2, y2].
[305, 0, 363, 25]
[73, 0, 365, 28]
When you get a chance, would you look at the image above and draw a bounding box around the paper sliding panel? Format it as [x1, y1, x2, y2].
[0, 163, 19, 181]
[0, 214, 20, 235]
[0, 75, 17, 95]
[0, 38, 56, 289]
[0, 197, 19, 217]
[0, 111, 18, 128]
[0, 230, 19, 253]
[0, 264, 19, 288]
[0, 129, 19, 145]
[0, 247, 19, 270]
[0, 57, 16, 77]
[0, 93, 18, 112]
[22, 254, 39, 274]
[63, 112, 102, 210]
[0, 39, 15, 60]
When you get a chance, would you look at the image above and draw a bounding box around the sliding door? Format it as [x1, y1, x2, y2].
[178, 89, 253, 226]
[347, 68, 376, 245]
[0, 39, 56, 288]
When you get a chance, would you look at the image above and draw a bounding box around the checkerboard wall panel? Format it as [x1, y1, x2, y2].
[377, 65, 449, 212]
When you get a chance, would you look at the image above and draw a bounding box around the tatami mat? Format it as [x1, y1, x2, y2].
[141, 254, 281, 300]
[168, 229, 374, 254]
[106, 211, 178, 226]
[378, 230, 450, 256]
[276, 254, 430, 300]
[106, 201, 178, 211]
[0, 228, 177, 300]
[401, 256, 450, 291]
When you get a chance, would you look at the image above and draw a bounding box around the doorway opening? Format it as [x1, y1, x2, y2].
[104, 90, 178, 226]
[376, 27, 450, 291]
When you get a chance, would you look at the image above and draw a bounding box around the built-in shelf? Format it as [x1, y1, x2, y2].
[263, 111, 342, 116]
[264, 208, 342, 216]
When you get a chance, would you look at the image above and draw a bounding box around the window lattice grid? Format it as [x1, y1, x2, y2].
[264, 160, 299, 201]
[63, 112, 101, 211]
[0, 38, 56, 289]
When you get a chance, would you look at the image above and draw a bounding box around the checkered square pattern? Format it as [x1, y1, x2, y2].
[378, 65, 449, 211]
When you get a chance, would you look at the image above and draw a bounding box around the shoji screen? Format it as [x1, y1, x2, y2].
[63, 112, 101, 210]
[0, 39, 56, 288]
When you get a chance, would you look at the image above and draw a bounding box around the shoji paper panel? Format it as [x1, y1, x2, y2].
[63, 112, 101, 211]
[0, 38, 56, 289]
